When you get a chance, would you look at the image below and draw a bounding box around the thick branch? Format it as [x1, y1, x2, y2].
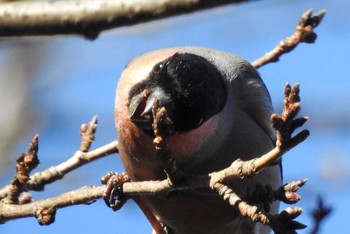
[0, 0, 247, 40]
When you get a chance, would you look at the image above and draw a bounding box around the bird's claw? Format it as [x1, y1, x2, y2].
[101, 172, 130, 211]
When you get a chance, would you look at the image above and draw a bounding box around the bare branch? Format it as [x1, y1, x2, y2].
[30, 140, 118, 189]
[0, 141, 118, 198]
[270, 83, 309, 152]
[0, 116, 118, 199]
[0, 0, 247, 40]
[152, 99, 186, 185]
[0, 116, 118, 224]
[101, 82, 310, 233]
[79, 115, 98, 152]
[252, 9, 326, 69]
[0, 82, 310, 228]
[0, 185, 104, 224]
[2, 135, 39, 204]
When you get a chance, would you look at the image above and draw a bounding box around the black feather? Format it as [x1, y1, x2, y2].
[128, 52, 227, 132]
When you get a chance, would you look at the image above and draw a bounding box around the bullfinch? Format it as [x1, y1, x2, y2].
[114, 46, 281, 233]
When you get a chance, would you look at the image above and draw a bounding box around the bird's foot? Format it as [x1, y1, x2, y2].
[101, 171, 130, 211]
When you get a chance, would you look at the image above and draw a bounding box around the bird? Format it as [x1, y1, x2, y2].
[114, 46, 281, 234]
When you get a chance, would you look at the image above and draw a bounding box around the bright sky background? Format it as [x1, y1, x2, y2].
[1, 0, 349, 233]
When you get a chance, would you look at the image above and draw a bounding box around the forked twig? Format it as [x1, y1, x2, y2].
[0, 116, 119, 225]
[2, 135, 39, 204]
[0, 116, 118, 199]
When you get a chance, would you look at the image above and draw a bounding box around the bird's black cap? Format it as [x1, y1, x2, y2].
[128, 52, 227, 134]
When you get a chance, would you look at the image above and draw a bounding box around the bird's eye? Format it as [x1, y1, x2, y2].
[152, 63, 163, 73]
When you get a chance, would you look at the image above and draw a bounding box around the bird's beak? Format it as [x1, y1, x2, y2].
[129, 90, 154, 131]
[129, 89, 173, 132]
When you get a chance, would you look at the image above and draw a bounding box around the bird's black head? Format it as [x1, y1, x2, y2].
[128, 52, 227, 134]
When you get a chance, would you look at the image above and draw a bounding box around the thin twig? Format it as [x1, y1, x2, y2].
[2, 135, 39, 204]
[79, 115, 98, 152]
[252, 9, 326, 69]
[27, 140, 118, 190]
[0, 141, 118, 198]
[270, 83, 309, 152]
[0, 116, 118, 199]
[152, 100, 186, 185]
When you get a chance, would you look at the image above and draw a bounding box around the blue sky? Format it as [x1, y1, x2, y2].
[1, 0, 349, 233]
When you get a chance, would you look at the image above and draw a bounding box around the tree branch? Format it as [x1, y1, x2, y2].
[101, 83, 309, 233]
[252, 9, 326, 69]
[0, 116, 118, 199]
[0, 185, 104, 224]
[0, 0, 247, 40]
[0, 82, 309, 232]
[0, 8, 327, 231]
[2, 134, 39, 204]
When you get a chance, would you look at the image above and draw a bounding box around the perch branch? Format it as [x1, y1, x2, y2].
[0, 0, 247, 40]
[252, 9, 326, 69]
[102, 83, 309, 233]
[0, 185, 104, 224]
[0, 83, 308, 228]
